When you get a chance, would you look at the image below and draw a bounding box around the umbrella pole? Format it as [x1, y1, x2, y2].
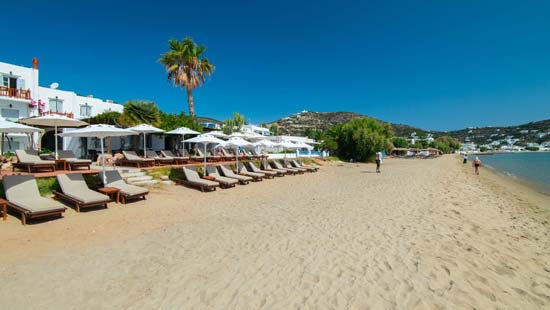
[204, 143, 207, 173]
[101, 137, 107, 184]
[235, 146, 238, 172]
[1, 133, 4, 156]
[143, 133, 147, 157]
[54, 124, 58, 159]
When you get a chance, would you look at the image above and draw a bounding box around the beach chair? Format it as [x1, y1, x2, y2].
[220, 148, 236, 161]
[218, 165, 252, 184]
[293, 159, 319, 172]
[261, 159, 289, 176]
[291, 160, 317, 172]
[271, 160, 300, 175]
[208, 150, 223, 162]
[3, 175, 66, 225]
[13, 149, 56, 173]
[283, 160, 307, 173]
[205, 166, 238, 188]
[122, 151, 155, 167]
[247, 162, 277, 178]
[102, 170, 149, 203]
[53, 173, 110, 212]
[237, 162, 264, 181]
[182, 149, 202, 162]
[178, 166, 219, 192]
[145, 150, 174, 166]
[160, 150, 188, 164]
[251, 149, 267, 160]
[58, 150, 92, 171]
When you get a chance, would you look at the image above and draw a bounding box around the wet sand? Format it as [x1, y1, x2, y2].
[1, 156, 549, 309]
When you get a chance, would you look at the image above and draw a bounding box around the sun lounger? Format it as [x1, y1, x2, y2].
[145, 150, 174, 166]
[218, 165, 252, 184]
[283, 160, 307, 173]
[290, 160, 316, 172]
[261, 159, 288, 176]
[247, 162, 277, 178]
[292, 159, 319, 172]
[53, 173, 110, 212]
[220, 148, 236, 161]
[3, 175, 66, 225]
[251, 149, 267, 160]
[178, 166, 219, 192]
[160, 150, 188, 164]
[13, 149, 56, 173]
[58, 150, 92, 170]
[122, 151, 155, 167]
[182, 149, 202, 162]
[102, 170, 149, 203]
[205, 166, 238, 188]
[237, 162, 264, 181]
[270, 160, 299, 175]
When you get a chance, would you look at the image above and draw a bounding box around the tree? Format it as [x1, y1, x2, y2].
[269, 124, 279, 136]
[391, 137, 409, 148]
[159, 37, 215, 117]
[430, 136, 460, 153]
[119, 100, 161, 127]
[221, 112, 246, 134]
[324, 117, 393, 162]
[233, 112, 245, 131]
[159, 111, 202, 132]
[88, 111, 122, 125]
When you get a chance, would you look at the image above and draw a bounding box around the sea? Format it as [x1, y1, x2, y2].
[476, 152, 550, 195]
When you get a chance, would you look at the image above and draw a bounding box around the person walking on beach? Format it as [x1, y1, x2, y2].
[375, 151, 382, 173]
[473, 156, 481, 175]
[463, 153, 468, 164]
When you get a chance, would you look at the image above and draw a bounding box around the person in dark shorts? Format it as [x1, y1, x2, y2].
[463, 153, 468, 164]
[473, 156, 481, 175]
[375, 151, 382, 173]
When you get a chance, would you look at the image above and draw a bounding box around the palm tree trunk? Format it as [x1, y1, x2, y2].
[187, 88, 195, 117]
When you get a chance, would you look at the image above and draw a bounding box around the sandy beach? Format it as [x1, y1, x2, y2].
[1, 156, 549, 309]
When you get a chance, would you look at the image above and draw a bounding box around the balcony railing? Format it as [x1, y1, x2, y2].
[40, 111, 75, 118]
[0, 86, 31, 100]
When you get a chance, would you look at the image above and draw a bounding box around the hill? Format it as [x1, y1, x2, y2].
[269, 111, 429, 137]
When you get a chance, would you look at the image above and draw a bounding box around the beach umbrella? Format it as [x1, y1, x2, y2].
[208, 131, 229, 139]
[19, 114, 88, 159]
[0, 117, 43, 154]
[59, 124, 138, 183]
[166, 127, 200, 151]
[279, 140, 300, 158]
[183, 134, 225, 172]
[127, 124, 165, 158]
[223, 137, 253, 169]
[252, 139, 279, 156]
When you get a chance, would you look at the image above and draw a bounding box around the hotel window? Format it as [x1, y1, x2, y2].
[49, 98, 63, 113]
[80, 103, 92, 117]
[1, 108, 19, 120]
[2, 76, 8, 87]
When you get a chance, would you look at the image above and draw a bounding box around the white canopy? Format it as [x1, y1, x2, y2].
[59, 124, 138, 183]
[184, 134, 226, 171]
[295, 142, 314, 150]
[222, 137, 253, 167]
[19, 114, 88, 159]
[127, 124, 165, 158]
[166, 127, 199, 136]
[253, 139, 279, 148]
[207, 131, 229, 139]
[0, 117, 43, 134]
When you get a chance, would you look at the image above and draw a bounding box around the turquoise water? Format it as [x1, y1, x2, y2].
[476, 152, 550, 195]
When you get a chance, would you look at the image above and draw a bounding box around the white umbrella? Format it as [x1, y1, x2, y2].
[59, 124, 138, 183]
[183, 134, 225, 172]
[127, 124, 165, 158]
[252, 139, 279, 156]
[166, 127, 200, 151]
[224, 137, 253, 169]
[19, 114, 88, 159]
[208, 131, 229, 139]
[228, 132, 247, 138]
[279, 140, 300, 159]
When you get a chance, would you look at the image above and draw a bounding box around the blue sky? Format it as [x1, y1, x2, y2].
[2, 0, 549, 131]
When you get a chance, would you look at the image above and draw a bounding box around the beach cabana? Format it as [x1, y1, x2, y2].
[59, 124, 138, 183]
[19, 114, 88, 159]
[127, 124, 165, 157]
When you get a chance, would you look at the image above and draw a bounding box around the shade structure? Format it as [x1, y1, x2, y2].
[0, 117, 43, 158]
[127, 124, 165, 158]
[228, 132, 247, 138]
[58, 124, 138, 183]
[223, 137, 253, 168]
[166, 127, 200, 151]
[183, 134, 226, 172]
[207, 131, 229, 139]
[279, 140, 300, 158]
[252, 139, 279, 157]
[19, 114, 88, 159]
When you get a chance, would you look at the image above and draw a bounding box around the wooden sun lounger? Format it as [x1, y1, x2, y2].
[271, 160, 299, 175]
[261, 159, 288, 176]
[218, 165, 252, 184]
[247, 162, 277, 178]
[160, 150, 188, 164]
[122, 151, 155, 167]
[102, 170, 149, 203]
[290, 160, 315, 172]
[282, 160, 307, 173]
[13, 150, 56, 173]
[3, 175, 66, 225]
[177, 166, 219, 192]
[58, 150, 92, 171]
[205, 166, 238, 188]
[145, 150, 175, 166]
[53, 173, 110, 212]
[293, 159, 319, 172]
[237, 162, 264, 181]
[182, 149, 203, 162]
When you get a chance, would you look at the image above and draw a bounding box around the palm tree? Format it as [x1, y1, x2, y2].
[159, 38, 215, 117]
[120, 100, 161, 126]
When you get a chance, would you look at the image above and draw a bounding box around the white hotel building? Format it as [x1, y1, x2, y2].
[0, 59, 123, 157]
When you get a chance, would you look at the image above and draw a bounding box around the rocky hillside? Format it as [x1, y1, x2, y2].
[269, 111, 429, 137]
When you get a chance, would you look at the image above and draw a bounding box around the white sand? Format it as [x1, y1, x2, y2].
[1, 156, 549, 309]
